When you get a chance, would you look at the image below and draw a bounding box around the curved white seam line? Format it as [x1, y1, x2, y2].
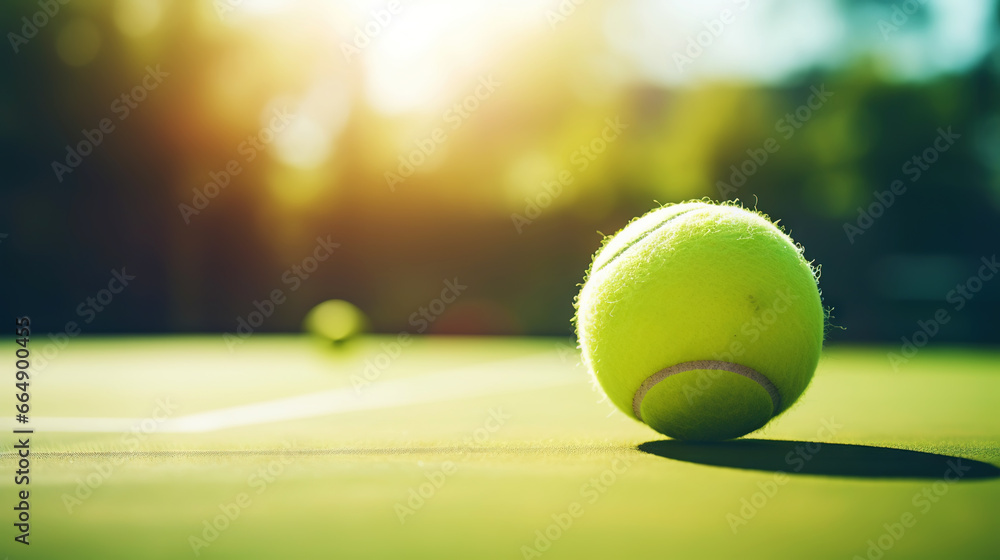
[632, 360, 781, 421]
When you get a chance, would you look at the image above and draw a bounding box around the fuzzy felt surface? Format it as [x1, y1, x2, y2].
[575, 201, 825, 440]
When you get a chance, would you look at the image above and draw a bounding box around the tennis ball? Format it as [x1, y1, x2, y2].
[304, 300, 368, 343]
[574, 201, 824, 441]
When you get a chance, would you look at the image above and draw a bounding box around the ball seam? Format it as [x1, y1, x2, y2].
[591, 206, 701, 274]
[632, 360, 782, 421]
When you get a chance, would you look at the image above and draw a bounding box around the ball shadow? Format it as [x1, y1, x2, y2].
[638, 439, 1000, 480]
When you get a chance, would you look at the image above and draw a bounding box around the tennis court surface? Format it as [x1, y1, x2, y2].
[3, 336, 999, 559]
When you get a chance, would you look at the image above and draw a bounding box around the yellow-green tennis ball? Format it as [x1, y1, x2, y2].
[575, 201, 824, 441]
[304, 300, 367, 343]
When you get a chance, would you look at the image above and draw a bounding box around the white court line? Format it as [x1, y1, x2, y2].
[15, 354, 578, 434]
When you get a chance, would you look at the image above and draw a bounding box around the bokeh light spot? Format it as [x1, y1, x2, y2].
[114, 0, 164, 38]
[56, 19, 102, 67]
[274, 117, 332, 169]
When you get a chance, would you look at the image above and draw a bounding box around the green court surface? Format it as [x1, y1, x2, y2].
[2, 336, 999, 559]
